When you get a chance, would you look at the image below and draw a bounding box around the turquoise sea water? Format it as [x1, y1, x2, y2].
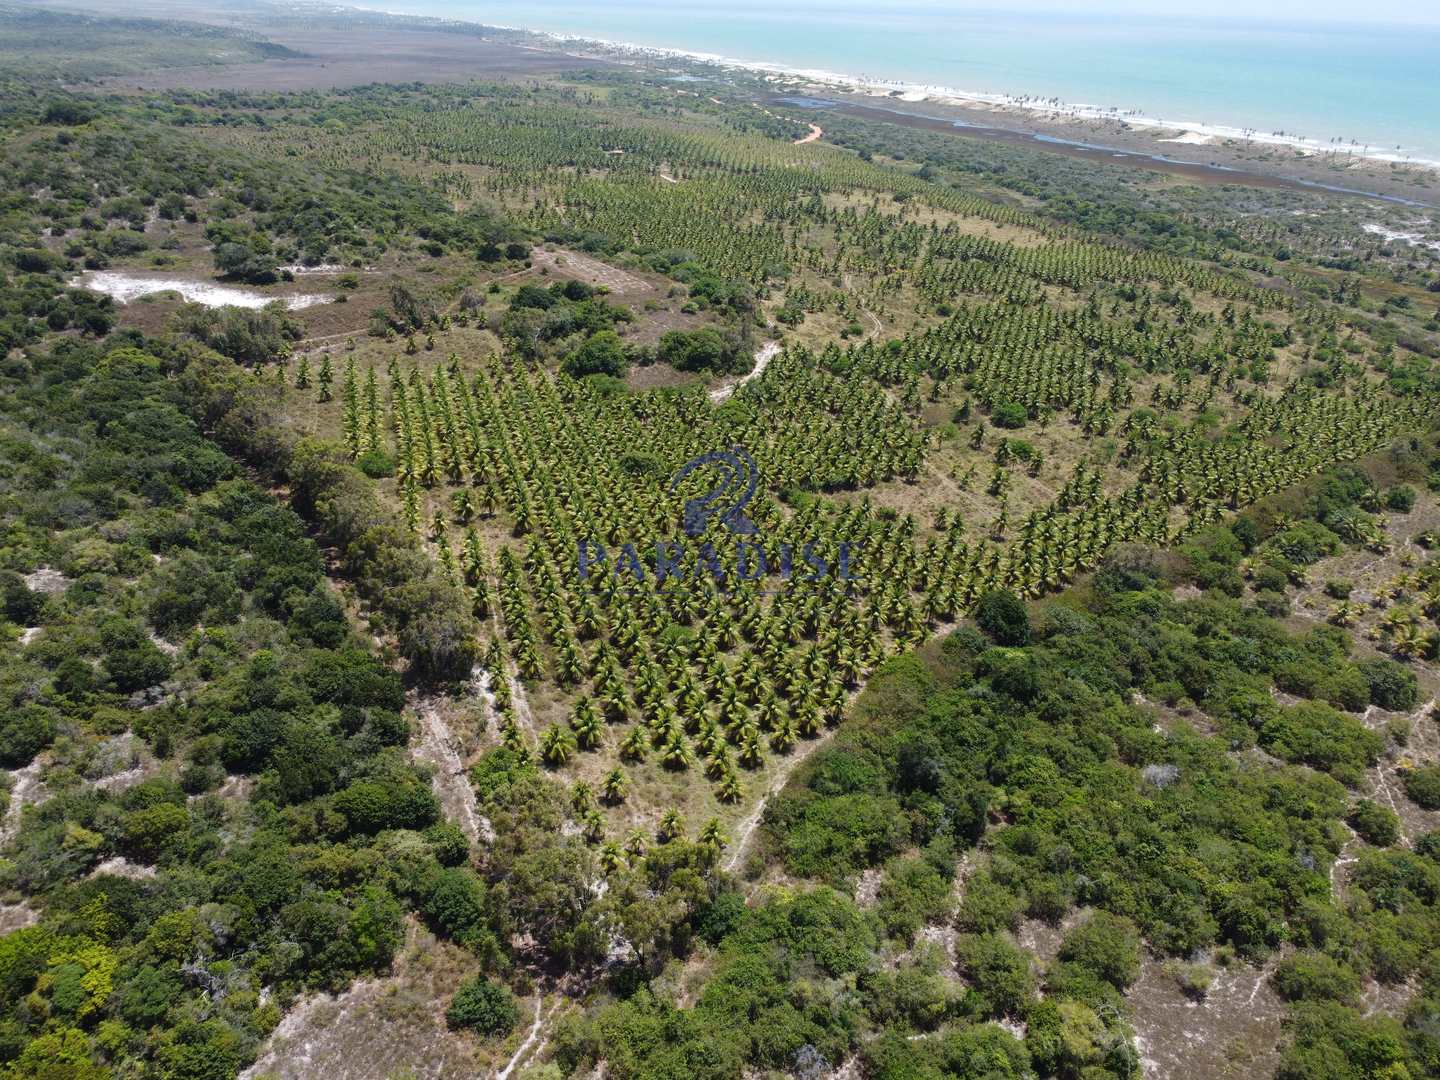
[384, 2, 1440, 164]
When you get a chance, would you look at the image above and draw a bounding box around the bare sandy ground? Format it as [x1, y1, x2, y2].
[84, 25, 609, 93]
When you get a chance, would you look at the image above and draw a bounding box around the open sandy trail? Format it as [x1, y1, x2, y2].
[727, 620, 958, 873]
[709, 341, 781, 404]
[724, 729, 831, 872]
[1, 759, 47, 848]
[795, 123, 823, 144]
[496, 996, 561, 1080]
[410, 688, 493, 847]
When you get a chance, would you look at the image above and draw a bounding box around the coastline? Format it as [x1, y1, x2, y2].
[464, 20, 1439, 202]
[475, 22, 1440, 169]
[85, 0, 1440, 205]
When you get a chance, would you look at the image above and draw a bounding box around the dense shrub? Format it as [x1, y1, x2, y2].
[446, 976, 518, 1035]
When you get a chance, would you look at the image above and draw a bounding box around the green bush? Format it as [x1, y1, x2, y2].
[991, 401, 1027, 429]
[356, 449, 396, 478]
[1259, 701, 1382, 785]
[1349, 800, 1400, 846]
[1403, 766, 1440, 811]
[1358, 658, 1419, 712]
[956, 933, 1034, 1018]
[445, 976, 518, 1034]
[974, 590, 1030, 647]
[1271, 951, 1361, 1004]
[562, 329, 629, 378]
[1056, 911, 1141, 990]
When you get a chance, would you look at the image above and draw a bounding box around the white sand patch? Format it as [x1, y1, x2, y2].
[1362, 223, 1440, 251]
[90, 856, 158, 880]
[854, 866, 884, 908]
[148, 632, 181, 658]
[0, 903, 39, 934]
[73, 272, 332, 310]
[23, 567, 69, 594]
[19, 627, 41, 646]
[88, 731, 152, 795]
[409, 677, 493, 848]
[1, 759, 48, 847]
[1159, 131, 1214, 146]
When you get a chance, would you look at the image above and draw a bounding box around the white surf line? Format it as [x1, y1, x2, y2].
[496, 995, 559, 1080]
[709, 341, 781, 404]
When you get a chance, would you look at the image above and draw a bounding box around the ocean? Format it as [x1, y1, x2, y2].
[379, 2, 1440, 166]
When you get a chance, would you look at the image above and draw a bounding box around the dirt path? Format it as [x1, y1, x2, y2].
[496, 995, 561, 1080]
[240, 919, 482, 1080]
[724, 728, 834, 872]
[1, 759, 47, 848]
[509, 676, 538, 739]
[842, 272, 883, 335]
[709, 341, 781, 404]
[794, 123, 824, 144]
[409, 688, 492, 847]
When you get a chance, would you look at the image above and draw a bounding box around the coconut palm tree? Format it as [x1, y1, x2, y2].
[570, 782, 594, 814]
[659, 730, 693, 771]
[571, 697, 605, 750]
[581, 808, 605, 844]
[698, 818, 727, 852]
[657, 809, 685, 844]
[620, 726, 649, 763]
[601, 767, 629, 805]
[540, 724, 575, 766]
[717, 771, 743, 804]
[624, 829, 648, 863]
[599, 841, 625, 874]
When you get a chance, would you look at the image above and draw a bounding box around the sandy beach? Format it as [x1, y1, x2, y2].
[511, 27, 1439, 204]
[81, 2, 1438, 205]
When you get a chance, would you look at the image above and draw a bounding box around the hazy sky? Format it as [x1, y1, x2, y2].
[996, 0, 1440, 24]
[417, 1, 1440, 28]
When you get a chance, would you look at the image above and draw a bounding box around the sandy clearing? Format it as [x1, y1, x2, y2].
[1, 759, 47, 848]
[0, 903, 39, 935]
[409, 678, 494, 848]
[1158, 130, 1214, 145]
[529, 247, 653, 293]
[73, 272, 332, 311]
[795, 123, 824, 144]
